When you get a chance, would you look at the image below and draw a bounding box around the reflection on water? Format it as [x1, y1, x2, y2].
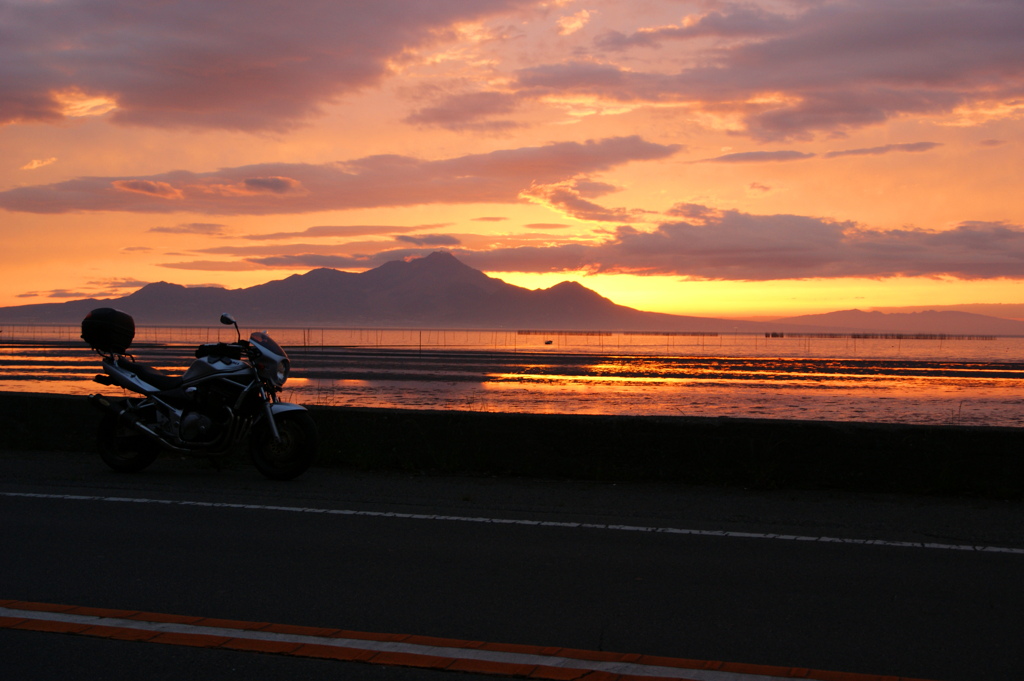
[2, 325, 1023, 426]
[293, 361, 1024, 426]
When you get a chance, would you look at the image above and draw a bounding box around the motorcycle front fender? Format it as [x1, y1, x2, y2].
[269, 402, 308, 416]
[256, 401, 309, 443]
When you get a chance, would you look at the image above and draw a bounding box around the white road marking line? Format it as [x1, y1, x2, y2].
[3, 491, 1022, 555]
[0, 605, 802, 680]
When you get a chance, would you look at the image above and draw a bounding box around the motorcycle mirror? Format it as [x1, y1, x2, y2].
[220, 313, 241, 342]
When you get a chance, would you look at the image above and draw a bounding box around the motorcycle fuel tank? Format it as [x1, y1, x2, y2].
[181, 355, 250, 383]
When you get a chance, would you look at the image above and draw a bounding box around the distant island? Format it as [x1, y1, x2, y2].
[2, 251, 1024, 335]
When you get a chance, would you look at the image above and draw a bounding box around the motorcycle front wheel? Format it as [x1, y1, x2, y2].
[96, 412, 160, 473]
[250, 411, 318, 480]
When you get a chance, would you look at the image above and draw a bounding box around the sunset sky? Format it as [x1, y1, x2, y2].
[3, 0, 1024, 319]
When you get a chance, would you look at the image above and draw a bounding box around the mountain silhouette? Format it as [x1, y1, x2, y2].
[2, 252, 1023, 334]
[0, 252, 766, 331]
[772, 309, 1024, 335]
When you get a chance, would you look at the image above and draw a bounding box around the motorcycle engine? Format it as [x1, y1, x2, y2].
[177, 382, 236, 442]
[180, 411, 214, 441]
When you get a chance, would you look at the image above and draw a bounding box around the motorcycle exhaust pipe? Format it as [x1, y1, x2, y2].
[88, 394, 238, 456]
[88, 393, 128, 417]
[88, 394, 181, 452]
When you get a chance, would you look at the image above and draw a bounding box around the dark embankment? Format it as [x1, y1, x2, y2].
[2, 392, 1021, 498]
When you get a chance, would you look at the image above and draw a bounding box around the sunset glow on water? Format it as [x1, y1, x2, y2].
[3, 326, 1023, 427]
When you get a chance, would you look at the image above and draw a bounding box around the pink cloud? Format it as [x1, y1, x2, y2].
[395, 234, 462, 247]
[243, 225, 429, 241]
[702, 150, 815, 163]
[202, 176, 307, 197]
[160, 260, 267, 271]
[596, 5, 792, 49]
[521, 178, 640, 223]
[0, 136, 681, 214]
[441, 209, 1024, 281]
[823, 142, 943, 159]
[166, 208, 1024, 281]
[0, 0, 540, 131]
[698, 142, 941, 164]
[111, 179, 184, 199]
[148, 222, 228, 235]
[524, 1, 1024, 140]
[6, 0, 1014, 144]
[404, 91, 523, 132]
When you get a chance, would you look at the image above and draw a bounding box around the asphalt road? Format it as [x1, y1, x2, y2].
[2, 449, 1022, 680]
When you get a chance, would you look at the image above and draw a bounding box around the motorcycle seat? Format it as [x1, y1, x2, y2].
[116, 358, 183, 391]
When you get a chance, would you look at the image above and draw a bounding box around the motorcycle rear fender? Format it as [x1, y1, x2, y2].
[99, 357, 160, 394]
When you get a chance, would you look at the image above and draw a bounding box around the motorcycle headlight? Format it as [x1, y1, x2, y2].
[258, 358, 290, 387]
[274, 359, 290, 386]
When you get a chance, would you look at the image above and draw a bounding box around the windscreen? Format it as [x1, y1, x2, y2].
[249, 331, 287, 358]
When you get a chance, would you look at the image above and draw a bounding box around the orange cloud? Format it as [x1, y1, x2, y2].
[148, 223, 228, 235]
[0, 136, 681, 214]
[520, 178, 639, 222]
[522, 2, 1024, 140]
[201, 176, 307, 197]
[0, 0, 540, 130]
[21, 157, 58, 170]
[111, 180, 184, 199]
[404, 91, 522, 132]
[159, 209, 1024, 283]
[352, 211, 1024, 283]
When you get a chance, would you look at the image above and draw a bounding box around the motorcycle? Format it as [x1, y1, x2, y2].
[83, 308, 318, 480]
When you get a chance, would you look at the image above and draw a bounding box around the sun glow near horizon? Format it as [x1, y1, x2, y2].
[2, 1, 1024, 324]
[493, 270, 1024, 320]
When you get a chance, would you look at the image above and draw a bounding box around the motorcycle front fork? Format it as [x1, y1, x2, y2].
[259, 387, 282, 443]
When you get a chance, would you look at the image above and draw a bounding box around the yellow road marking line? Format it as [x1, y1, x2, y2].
[1, 600, 940, 681]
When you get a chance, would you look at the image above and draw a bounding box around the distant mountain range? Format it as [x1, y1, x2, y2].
[771, 309, 1024, 336]
[2, 251, 1023, 335]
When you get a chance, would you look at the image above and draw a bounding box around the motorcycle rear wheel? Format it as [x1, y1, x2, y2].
[250, 411, 318, 480]
[97, 412, 160, 473]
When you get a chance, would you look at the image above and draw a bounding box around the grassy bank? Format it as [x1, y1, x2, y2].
[2, 392, 1021, 498]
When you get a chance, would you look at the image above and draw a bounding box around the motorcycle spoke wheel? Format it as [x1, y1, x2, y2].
[251, 411, 318, 480]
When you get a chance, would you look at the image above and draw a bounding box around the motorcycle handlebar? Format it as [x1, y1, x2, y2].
[194, 341, 247, 359]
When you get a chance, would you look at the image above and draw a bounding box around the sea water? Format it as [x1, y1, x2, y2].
[2, 325, 1023, 427]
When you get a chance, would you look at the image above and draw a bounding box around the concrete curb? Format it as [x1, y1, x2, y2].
[1, 392, 1021, 497]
